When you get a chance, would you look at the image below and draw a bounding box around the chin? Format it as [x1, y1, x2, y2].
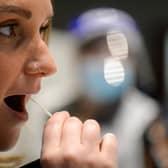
[0, 128, 21, 152]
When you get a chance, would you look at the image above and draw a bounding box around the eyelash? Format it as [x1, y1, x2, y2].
[40, 24, 49, 34]
[0, 22, 50, 41]
[40, 23, 50, 39]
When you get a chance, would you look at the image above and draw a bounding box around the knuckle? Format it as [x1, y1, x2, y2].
[63, 153, 76, 162]
[67, 116, 82, 124]
[52, 111, 69, 121]
[64, 116, 83, 129]
[41, 151, 62, 167]
[84, 119, 100, 129]
[103, 160, 115, 168]
[63, 148, 81, 163]
[85, 155, 116, 168]
[104, 133, 118, 149]
[85, 155, 98, 167]
[86, 158, 95, 167]
[45, 111, 70, 127]
[101, 155, 117, 168]
[109, 134, 118, 143]
[111, 136, 118, 151]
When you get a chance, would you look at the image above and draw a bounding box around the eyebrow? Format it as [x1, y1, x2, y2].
[0, 5, 32, 19]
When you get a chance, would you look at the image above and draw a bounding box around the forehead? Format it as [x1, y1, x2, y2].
[0, 0, 53, 18]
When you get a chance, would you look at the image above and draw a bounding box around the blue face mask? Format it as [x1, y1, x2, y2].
[80, 57, 135, 104]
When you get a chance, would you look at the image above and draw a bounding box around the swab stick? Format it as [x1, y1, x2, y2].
[30, 97, 52, 117]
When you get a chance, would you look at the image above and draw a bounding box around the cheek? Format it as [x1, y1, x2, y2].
[0, 55, 24, 100]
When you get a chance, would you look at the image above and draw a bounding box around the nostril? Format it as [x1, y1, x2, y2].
[38, 56, 57, 77]
[25, 55, 56, 77]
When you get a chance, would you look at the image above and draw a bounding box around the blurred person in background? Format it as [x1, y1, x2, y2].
[64, 8, 160, 168]
[143, 105, 168, 168]
[143, 30, 168, 168]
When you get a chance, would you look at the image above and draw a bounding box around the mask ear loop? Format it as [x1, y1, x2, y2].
[30, 97, 52, 117]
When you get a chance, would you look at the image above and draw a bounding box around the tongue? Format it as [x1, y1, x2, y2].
[4, 95, 25, 112]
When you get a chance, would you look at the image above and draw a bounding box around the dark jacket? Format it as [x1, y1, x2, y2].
[20, 159, 41, 168]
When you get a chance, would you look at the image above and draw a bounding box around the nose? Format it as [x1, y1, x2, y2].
[24, 37, 57, 77]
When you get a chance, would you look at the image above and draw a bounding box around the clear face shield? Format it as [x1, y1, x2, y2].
[78, 31, 136, 105]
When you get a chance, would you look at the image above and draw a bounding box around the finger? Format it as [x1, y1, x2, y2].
[100, 133, 118, 159]
[82, 119, 100, 150]
[42, 111, 70, 150]
[61, 117, 83, 148]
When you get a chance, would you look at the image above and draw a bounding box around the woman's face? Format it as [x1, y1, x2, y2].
[0, 0, 56, 150]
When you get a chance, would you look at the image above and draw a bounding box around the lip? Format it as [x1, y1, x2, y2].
[5, 89, 40, 98]
[2, 86, 40, 122]
[10, 108, 28, 122]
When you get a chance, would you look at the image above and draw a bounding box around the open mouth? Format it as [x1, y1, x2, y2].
[4, 95, 26, 112]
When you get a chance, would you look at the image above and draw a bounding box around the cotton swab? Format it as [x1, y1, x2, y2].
[30, 97, 52, 117]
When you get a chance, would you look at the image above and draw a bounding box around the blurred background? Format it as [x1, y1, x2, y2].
[46, 1, 168, 167]
[51, 0, 168, 101]
[49, 1, 168, 167]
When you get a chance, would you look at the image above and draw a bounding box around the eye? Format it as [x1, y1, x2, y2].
[40, 20, 51, 43]
[40, 24, 49, 34]
[0, 24, 17, 37]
